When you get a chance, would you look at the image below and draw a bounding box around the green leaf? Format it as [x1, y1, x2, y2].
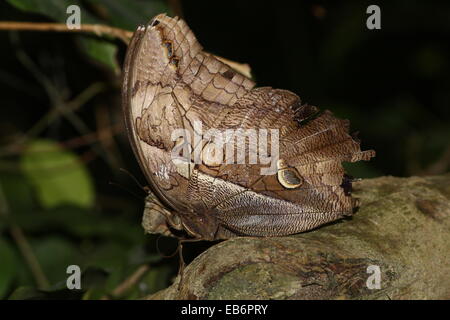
[0, 238, 17, 299]
[6, 0, 75, 20]
[21, 139, 94, 209]
[83, 242, 129, 271]
[8, 286, 84, 300]
[85, 0, 169, 30]
[8, 286, 42, 300]
[80, 267, 109, 289]
[78, 37, 119, 74]
[141, 265, 172, 295]
[0, 172, 34, 216]
[0, 172, 34, 232]
[12, 205, 142, 244]
[6, 0, 120, 71]
[32, 236, 80, 285]
[79, 267, 110, 299]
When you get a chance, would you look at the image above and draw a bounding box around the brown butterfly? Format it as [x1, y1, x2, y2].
[122, 14, 375, 241]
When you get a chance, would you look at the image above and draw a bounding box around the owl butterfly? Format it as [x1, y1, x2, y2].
[122, 14, 375, 241]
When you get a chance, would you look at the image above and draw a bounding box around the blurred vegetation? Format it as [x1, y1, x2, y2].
[0, 0, 449, 299]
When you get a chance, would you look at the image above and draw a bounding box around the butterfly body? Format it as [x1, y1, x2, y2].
[122, 14, 375, 240]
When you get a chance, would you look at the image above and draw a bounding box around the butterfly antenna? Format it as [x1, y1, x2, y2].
[155, 235, 188, 289]
[108, 181, 144, 201]
[177, 240, 186, 287]
[119, 167, 149, 192]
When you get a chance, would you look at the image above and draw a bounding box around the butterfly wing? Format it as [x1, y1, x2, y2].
[122, 22, 178, 211]
[122, 14, 256, 238]
[123, 14, 375, 239]
[191, 87, 375, 236]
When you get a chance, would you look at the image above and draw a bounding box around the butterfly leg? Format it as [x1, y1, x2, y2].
[142, 192, 181, 237]
[176, 238, 203, 290]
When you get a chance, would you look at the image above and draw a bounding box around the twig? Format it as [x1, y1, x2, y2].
[0, 22, 133, 44]
[0, 21, 253, 78]
[62, 123, 122, 150]
[95, 103, 122, 168]
[0, 82, 106, 158]
[8, 225, 51, 290]
[102, 264, 151, 299]
[0, 182, 50, 290]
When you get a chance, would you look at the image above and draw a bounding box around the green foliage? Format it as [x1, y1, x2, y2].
[0, 239, 17, 299]
[21, 139, 94, 209]
[86, 0, 168, 30]
[6, 0, 168, 72]
[6, 0, 73, 18]
[1, 0, 173, 300]
[78, 37, 119, 74]
[6, 0, 120, 71]
[1, 0, 448, 301]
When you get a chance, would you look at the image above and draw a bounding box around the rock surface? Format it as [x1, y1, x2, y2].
[147, 175, 450, 299]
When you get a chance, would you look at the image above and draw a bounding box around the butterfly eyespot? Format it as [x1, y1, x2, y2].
[277, 159, 303, 189]
[202, 142, 223, 167]
[163, 41, 173, 58]
[172, 157, 194, 179]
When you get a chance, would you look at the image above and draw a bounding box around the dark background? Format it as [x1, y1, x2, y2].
[0, 0, 448, 299]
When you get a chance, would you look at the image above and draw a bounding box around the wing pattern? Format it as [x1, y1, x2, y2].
[122, 14, 375, 240]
